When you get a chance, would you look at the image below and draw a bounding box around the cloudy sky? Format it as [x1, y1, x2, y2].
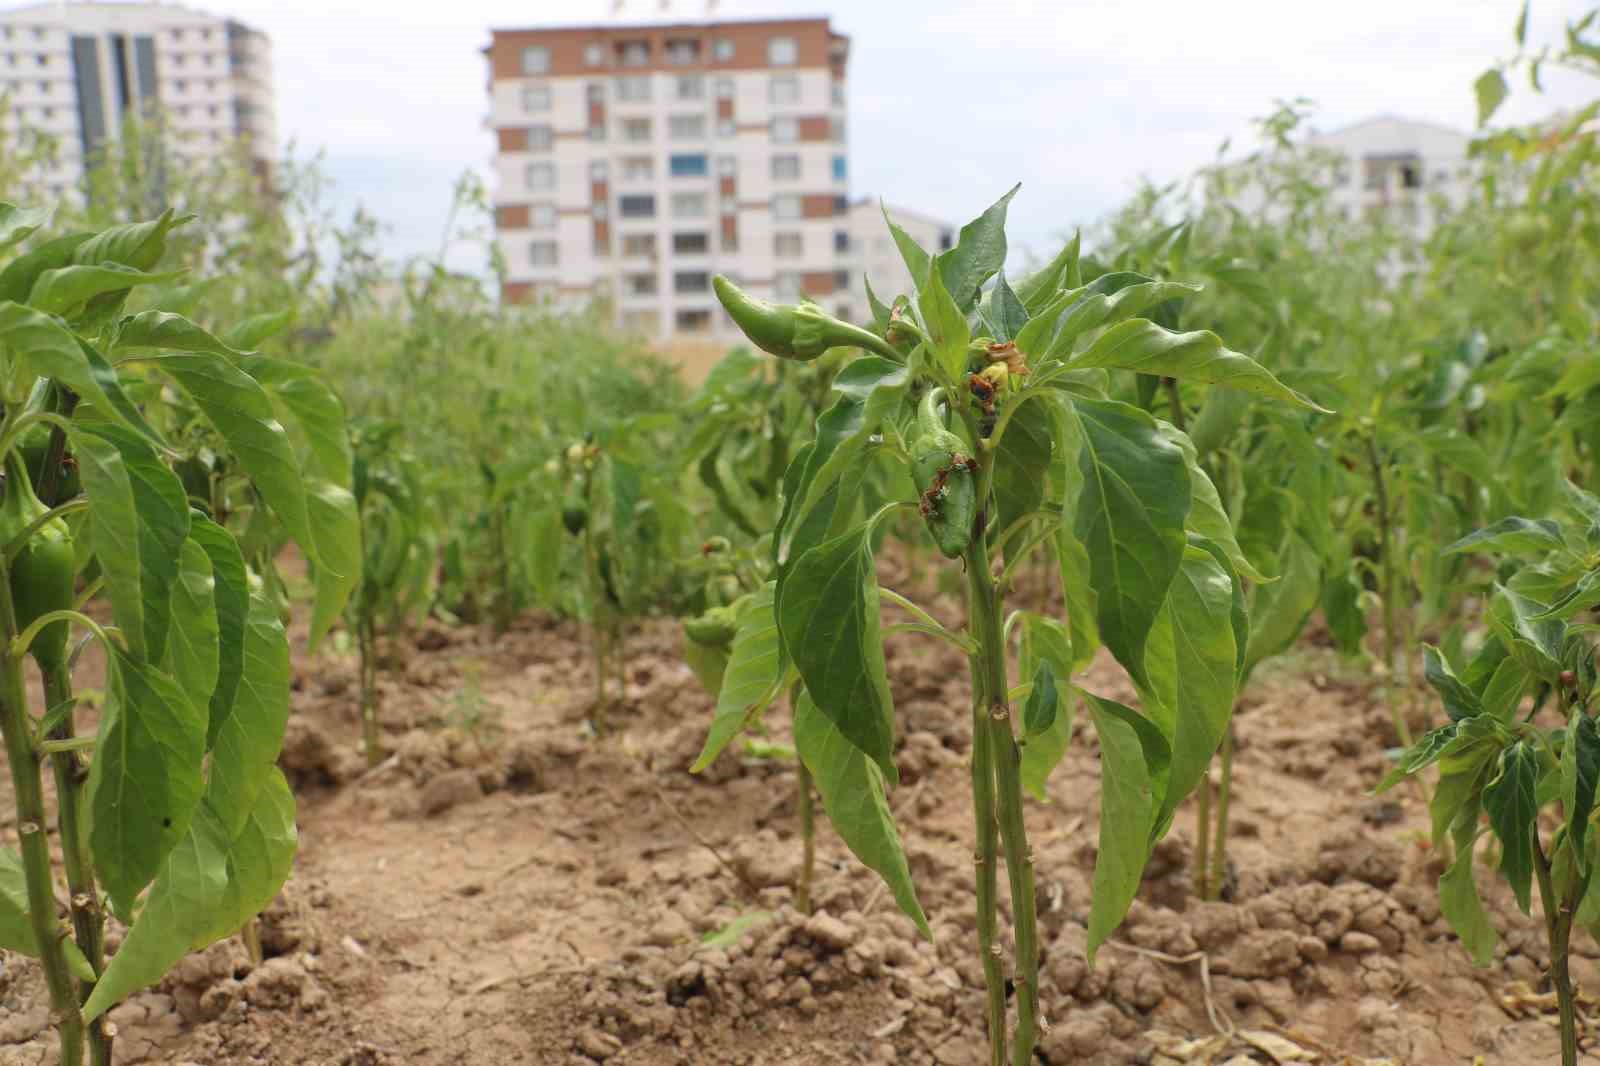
[191, 0, 1595, 270]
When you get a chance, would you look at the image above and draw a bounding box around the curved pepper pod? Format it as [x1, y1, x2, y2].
[1, 451, 74, 671]
[712, 275, 900, 362]
[684, 604, 740, 647]
[910, 412, 978, 559]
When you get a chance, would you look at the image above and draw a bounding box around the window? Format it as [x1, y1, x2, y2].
[591, 202, 609, 220]
[673, 232, 709, 254]
[589, 160, 609, 180]
[531, 204, 557, 229]
[615, 75, 651, 101]
[833, 195, 848, 215]
[716, 156, 736, 177]
[529, 240, 558, 266]
[712, 38, 734, 62]
[619, 195, 656, 219]
[831, 155, 847, 181]
[669, 114, 705, 139]
[622, 156, 653, 181]
[528, 125, 553, 151]
[584, 43, 606, 67]
[175, 78, 186, 92]
[622, 309, 660, 332]
[586, 81, 605, 101]
[526, 162, 555, 190]
[624, 272, 658, 295]
[768, 36, 797, 65]
[587, 124, 606, 142]
[672, 192, 707, 218]
[172, 54, 185, 67]
[670, 153, 708, 177]
[677, 309, 712, 332]
[717, 120, 736, 138]
[675, 75, 703, 100]
[769, 75, 799, 105]
[831, 80, 845, 106]
[618, 40, 649, 67]
[939, 230, 954, 251]
[521, 46, 550, 75]
[622, 234, 657, 257]
[621, 117, 651, 142]
[830, 117, 846, 143]
[773, 195, 800, 220]
[714, 77, 734, 99]
[675, 271, 710, 294]
[771, 154, 800, 180]
[834, 270, 850, 291]
[775, 272, 801, 300]
[834, 230, 850, 253]
[522, 84, 550, 111]
[772, 117, 797, 143]
[666, 39, 699, 66]
[774, 232, 803, 258]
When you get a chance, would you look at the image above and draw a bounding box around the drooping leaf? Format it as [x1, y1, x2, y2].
[1489, 583, 1566, 683]
[0, 304, 162, 444]
[1439, 829, 1497, 966]
[1243, 532, 1321, 679]
[186, 513, 249, 745]
[1564, 712, 1600, 871]
[162, 539, 220, 719]
[1160, 423, 1268, 582]
[113, 310, 250, 360]
[1474, 68, 1509, 126]
[1013, 231, 1079, 313]
[0, 203, 50, 250]
[1444, 517, 1564, 556]
[204, 595, 291, 838]
[1483, 741, 1540, 913]
[794, 693, 929, 938]
[27, 264, 183, 318]
[693, 583, 787, 771]
[0, 848, 38, 955]
[1069, 319, 1325, 410]
[993, 393, 1054, 537]
[224, 309, 293, 350]
[1423, 645, 1482, 722]
[1084, 692, 1170, 963]
[1023, 660, 1058, 737]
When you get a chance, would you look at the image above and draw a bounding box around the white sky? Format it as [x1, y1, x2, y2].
[134, 0, 1600, 267]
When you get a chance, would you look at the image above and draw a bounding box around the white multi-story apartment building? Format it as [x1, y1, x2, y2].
[485, 16, 952, 343]
[0, 1, 274, 199]
[853, 199, 953, 307]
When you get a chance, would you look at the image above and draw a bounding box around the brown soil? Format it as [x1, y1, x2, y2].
[0, 562, 1593, 1065]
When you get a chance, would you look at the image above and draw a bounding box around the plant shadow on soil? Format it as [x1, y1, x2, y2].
[0, 553, 1592, 1065]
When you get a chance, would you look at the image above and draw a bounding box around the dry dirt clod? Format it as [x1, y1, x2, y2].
[419, 768, 483, 816]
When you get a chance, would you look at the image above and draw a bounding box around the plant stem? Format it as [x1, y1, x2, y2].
[1365, 433, 1412, 748]
[42, 664, 108, 1066]
[796, 758, 815, 915]
[967, 687, 1007, 1066]
[1206, 723, 1235, 902]
[359, 609, 381, 767]
[1164, 377, 1185, 432]
[1193, 763, 1212, 899]
[1533, 839, 1582, 1066]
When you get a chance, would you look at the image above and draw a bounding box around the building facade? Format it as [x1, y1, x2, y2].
[0, 1, 275, 199]
[851, 199, 952, 309]
[485, 17, 949, 343]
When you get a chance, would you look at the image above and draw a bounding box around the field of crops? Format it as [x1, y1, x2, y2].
[0, 11, 1595, 1066]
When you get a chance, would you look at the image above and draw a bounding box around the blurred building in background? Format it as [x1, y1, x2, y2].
[484, 15, 951, 351]
[0, 1, 275, 201]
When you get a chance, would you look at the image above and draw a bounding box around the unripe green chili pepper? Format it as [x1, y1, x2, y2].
[910, 390, 978, 558]
[684, 604, 740, 646]
[561, 484, 588, 536]
[0, 450, 75, 671]
[713, 275, 901, 363]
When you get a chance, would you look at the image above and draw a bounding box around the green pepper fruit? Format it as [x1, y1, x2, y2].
[713, 275, 901, 363]
[910, 391, 978, 558]
[1, 451, 75, 671]
[684, 604, 740, 647]
[561, 485, 588, 536]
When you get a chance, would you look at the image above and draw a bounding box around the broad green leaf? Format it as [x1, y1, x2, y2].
[1243, 533, 1320, 678]
[1483, 741, 1539, 912]
[917, 264, 970, 384]
[1489, 583, 1566, 682]
[1376, 721, 1462, 792]
[1415, 426, 1494, 488]
[693, 583, 786, 771]
[1479, 657, 1529, 721]
[0, 234, 92, 304]
[1444, 517, 1564, 556]
[683, 639, 729, 696]
[988, 273, 1028, 343]
[1423, 645, 1482, 722]
[794, 692, 929, 938]
[163, 539, 220, 718]
[1018, 614, 1077, 798]
[204, 595, 290, 837]
[1439, 830, 1497, 965]
[882, 203, 931, 291]
[1159, 424, 1268, 583]
[1474, 68, 1509, 126]
[993, 393, 1054, 537]
[73, 420, 190, 662]
[1515, 0, 1528, 44]
[1023, 660, 1058, 737]
[526, 504, 563, 604]
[87, 652, 208, 915]
[0, 848, 37, 954]
[830, 354, 911, 432]
[70, 210, 189, 271]
[1069, 319, 1324, 411]
[0, 304, 162, 443]
[1564, 712, 1600, 870]
[1038, 277, 1203, 363]
[777, 524, 897, 784]
[186, 513, 249, 745]
[937, 184, 1018, 311]
[0, 203, 50, 250]
[1321, 564, 1368, 657]
[27, 264, 182, 317]
[1013, 231, 1080, 313]
[206, 768, 297, 945]
[1084, 692, 1169, 963]
[224, 309, 293, 350]
[1052, 403, 1099, 670]
[113, 310, 250, 360]
[1148, 546, 1239, 837]
[1072, 398, 1190, 689]
[1186, 386, 1250, 458]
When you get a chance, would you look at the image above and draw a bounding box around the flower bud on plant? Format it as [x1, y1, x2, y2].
[713, 275, 898, 362]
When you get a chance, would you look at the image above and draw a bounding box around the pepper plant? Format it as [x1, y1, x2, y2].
[699, 188, 1322, 1064]
[0, 202, 358, 1065]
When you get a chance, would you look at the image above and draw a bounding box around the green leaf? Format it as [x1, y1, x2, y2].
[1159, 424, 1267, 583]
[223, 309, 293, 350]
[1071, 398, 1190, 689]
[1027, 276, 1202, 362]
[27, 264, 182, 317]
[1489, 583, 1567, 682]
[700, 912, 774, 949]
[1564, 712, 1600, 871]
[917, 264, 970, 384]
[937, 184, 1018, 311]
[113, 310, 250, 359]
[1023, 660, 1058, 737]
[1243, 532, 1321, 678]
[1321, 564, 1368, 657]
[1376, 722, 1462, 792]
[777, 524, 897, 784]
[1515, 0, 1529, 45]
[1423, 645, 1482, 722]
[1483, 741, 1540, 912]
[0, 203, 50, 251]
[1013, 232, 1079, 313]
[1415, 426, 1494, 488]
[87, 651, 208, 916]
[988, 273, 1028, 343]
[794, 692, 929, 938]
[0, 234, 92, 304]
[0, 303, 162, 444]
[882, 203, 931, 291]
[693, 583, 786, 772]
[683, 639, 729, 697]
[163, 539, 220, 720]
[186, 514, 249, 747]
[1017, 614, 1077, 798]
[1147, 546, 1239, 837]
[0, 848, 38, 955]
[1444, 517, 1564, 557]
[1069, 319, 1325, 411]
[1051, 405, 1100, 670]
[204, 595, 291, 837]
[1084, 691, 1169, 963]
[1475, 68, 1510, 126]
[73, 420, 190, 662]
[1439, 830, 1497, 965]
[70, 210, 189, 270]
[993, 393, 1054, 537]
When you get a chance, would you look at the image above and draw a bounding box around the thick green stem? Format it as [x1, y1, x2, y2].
[968, 690, 1007, 1066]
[1365, 434, 1413, 748]
[43, 665, 107, 1065]
[1206, 723, 1235, 902]
[1164, 377, 1185, 432]
[1534, 839, 1582, 1066]
[796, 759, 815, 915]
[1193, 763, 1212, 899]
[359, 610, 381, 767]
